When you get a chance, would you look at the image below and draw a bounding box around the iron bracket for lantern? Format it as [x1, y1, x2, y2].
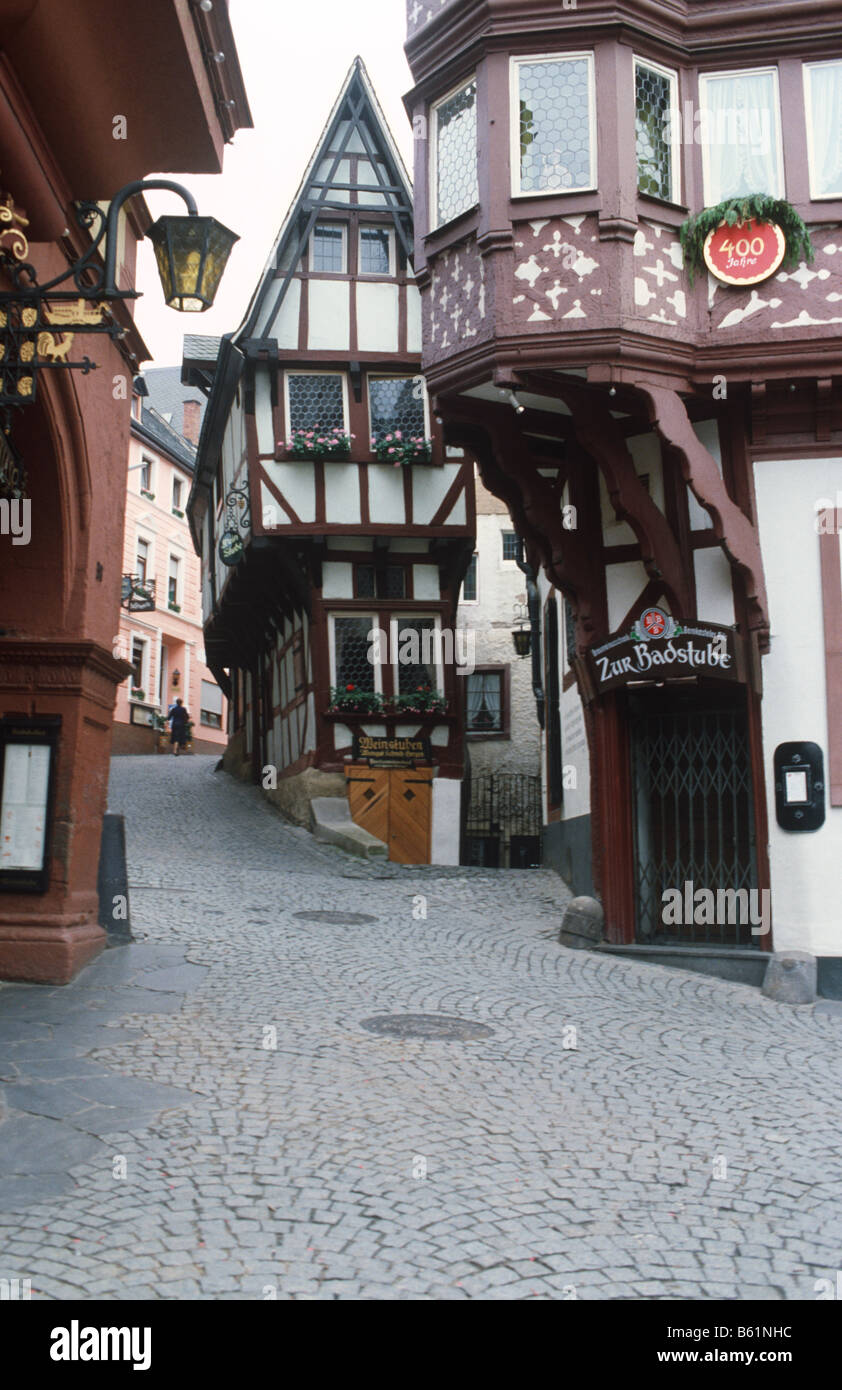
[0, 180, 237, 412]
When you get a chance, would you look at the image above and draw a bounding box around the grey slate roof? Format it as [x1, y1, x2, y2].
[136, 366, 207, 470]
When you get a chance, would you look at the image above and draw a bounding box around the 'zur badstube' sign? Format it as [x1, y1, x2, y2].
[586, 608, 741, 694]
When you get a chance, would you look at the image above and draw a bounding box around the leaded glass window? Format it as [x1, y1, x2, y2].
[333, 616, 376, 691]
[433, 79, 478, 226]
[356, 565, 376, 598]
[515, 55, 594, 194]
[564, 597, 577, 667]
[360, 226, 391, 274]
[287, 374, 345, 434]
[311, 224, 345, 273]
[635, 60, 677, 201]
[395, 618, 438, 692]
[384, 566, 406, 598]
[368, 376, 426, 440]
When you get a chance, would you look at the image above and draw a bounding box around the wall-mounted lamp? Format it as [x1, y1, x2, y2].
[512, 600, 531, 657]
[499, 387, 525, 415]
[172, 669, 181, 688]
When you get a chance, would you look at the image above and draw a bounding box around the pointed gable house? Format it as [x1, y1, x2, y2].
[185, 59, 475, 863]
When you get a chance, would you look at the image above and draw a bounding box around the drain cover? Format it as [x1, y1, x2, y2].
[360, 1013, 493, 1041]
[293, 910, 377, 925]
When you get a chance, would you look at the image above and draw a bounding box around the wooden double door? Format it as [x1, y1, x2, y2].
[345, 765, 433, 863]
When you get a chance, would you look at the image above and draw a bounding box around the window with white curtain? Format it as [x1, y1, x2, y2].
[698, 68, 784, 205]
[804, 61, 842, 199]
[466, 670, 503, 733]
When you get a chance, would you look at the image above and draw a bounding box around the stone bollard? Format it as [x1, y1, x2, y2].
[761, 951, 817, 1005]
[560, 896, 605, 950]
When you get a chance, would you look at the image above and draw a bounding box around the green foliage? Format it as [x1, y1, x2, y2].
[680, 195, 814, 286]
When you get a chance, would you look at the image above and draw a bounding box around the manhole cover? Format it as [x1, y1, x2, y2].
[293, 910, 378, 925]
[360, 1014, 494, 1041]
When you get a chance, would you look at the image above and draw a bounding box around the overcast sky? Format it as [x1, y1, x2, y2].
[135, 0, 414, 367]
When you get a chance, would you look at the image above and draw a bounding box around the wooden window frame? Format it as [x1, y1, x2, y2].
[310, 222, 348, 275]
[461, 552, 479, 604]
[465, 664, 511, 741]
[328, 612, 381, 693]
[284, 369, 349, 438]
[358, 224, 395, 277]
[430, 74, 479, 231]
[819, 508, 842, 806]
[803, 60, 842, 202]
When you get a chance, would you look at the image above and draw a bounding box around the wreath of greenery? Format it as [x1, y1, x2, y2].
[679, 195, 814, 285]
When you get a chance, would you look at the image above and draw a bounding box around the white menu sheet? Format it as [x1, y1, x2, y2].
[0, 743, 51, 871]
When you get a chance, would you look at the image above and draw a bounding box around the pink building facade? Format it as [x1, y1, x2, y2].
[114, 371, 228, 755]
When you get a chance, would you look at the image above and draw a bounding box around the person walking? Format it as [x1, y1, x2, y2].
[168, 697, 191, 756]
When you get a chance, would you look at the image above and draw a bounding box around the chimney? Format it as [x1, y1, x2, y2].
[182, 399, 202, 446]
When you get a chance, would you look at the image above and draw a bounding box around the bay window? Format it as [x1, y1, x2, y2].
[635, 58, 680, 203]
[511, 53, 596, 196]
[698, 68, 784, 205]
[431, 78, 478, 227]
[804, 61, 842, 199]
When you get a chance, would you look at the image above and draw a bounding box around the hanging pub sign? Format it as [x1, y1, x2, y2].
[0, 715, 60, 893]
[218, 485, 251, 566]
[585, 607, 743, 695]
[353, 734, 431, 767]
[703, 219, 786, 287]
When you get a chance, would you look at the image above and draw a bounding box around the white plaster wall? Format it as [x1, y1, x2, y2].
[688, 419, 721, 531]
[431, 778, 462, 864]
[753, 455, 842, 955]
[321, 561, 354, 598]
[265, 278, 301, 346]
[262, 461, 316, 523]
[458, 512, 542, 778]
[407, 283, 422, 352]
[413, 564, 440, 599]
[357, 282, 399, 352]
[368, 468, 406, 524]
[255, 369, 273, 454]
[413, 462, 461, 525]
[308, 281, 350, 350]
[605, 560, 649, 631]
[600, 431, 664, 546]
[693, 546, 736, 626]
[324, 463, 361, 524]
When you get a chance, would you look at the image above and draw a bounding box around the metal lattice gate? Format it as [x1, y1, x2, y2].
[630, 697, 759, 946]
[463, 773, 542, 869]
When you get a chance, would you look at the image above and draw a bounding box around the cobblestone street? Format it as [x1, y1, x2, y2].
[0, 754, 841, 1300]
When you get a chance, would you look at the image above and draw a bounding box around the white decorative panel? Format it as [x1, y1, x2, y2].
[321, 561, 354, 598]
[369, 468, 407, 524]
[605, 560, 649, 631]
[357, 282, 399, 352]
[261, 461, 316, 523]
[413, 564, 440, 599]
[324, 462, 361, 525]
[255, 369, 274, 455]
[430, 724, 451, 747]
[407, 284, 422, 352]
[413, 463, 458, 525]
[688, 420, 722, 531]
[308, 281, 350, 349]
[693, 547, 735, 626]
[266, 277, 301, 346]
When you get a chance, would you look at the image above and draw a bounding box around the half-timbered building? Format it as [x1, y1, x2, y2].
[186, 59, 475, 864]
[405, 0, 842, 984]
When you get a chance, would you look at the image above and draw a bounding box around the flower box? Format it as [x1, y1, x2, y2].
[130, 687, 145, 701]
[172, 507, 185, 518]
[326, 686, 448, 716]
[168, 601, 181, 613]
[140, 489, 155, 501]
[280, 427, 353, 462]
[371, 432, 433, 466]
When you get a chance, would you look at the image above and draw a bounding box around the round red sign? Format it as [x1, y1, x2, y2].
[703, 218, 786, 286]
[642, 608, 666, 637]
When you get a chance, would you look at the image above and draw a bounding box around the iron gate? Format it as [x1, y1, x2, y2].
[463, 772, 542, 869]
[630, 695, 760, 946]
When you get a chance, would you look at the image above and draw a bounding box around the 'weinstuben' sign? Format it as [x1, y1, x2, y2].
[585, 608, 742, 695]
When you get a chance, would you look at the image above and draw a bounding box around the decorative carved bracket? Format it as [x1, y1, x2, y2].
[636, 383, 769, 639]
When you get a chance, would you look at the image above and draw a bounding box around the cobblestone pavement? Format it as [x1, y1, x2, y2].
[1, 754, 841, 1301]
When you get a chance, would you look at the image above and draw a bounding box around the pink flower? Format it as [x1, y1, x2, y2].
[395, 431, 402, 439]
[388, 447, 395, 453]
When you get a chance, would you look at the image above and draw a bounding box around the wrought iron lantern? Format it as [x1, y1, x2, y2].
[172, 669, 181, 688]
[147, 214, 238, 312]
[512, 601, 531, 658]
[0, 179, 239, 412]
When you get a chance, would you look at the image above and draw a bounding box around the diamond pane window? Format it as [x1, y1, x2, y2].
[287, 374, 345, 434]
[356, 565, 376, 598]
[334, 616, 376, 692]
[384, 566, 406, 599]
[433, 79, 478, 226]
[635, 60, 677, 201]
[369, 376, 425, 440]
[311, 224, 345, 273]
[395, 619, 438, 693]
[360, 227, 391, 274]
[515, 55, 594, 194]
[502, 531, 519, 561]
